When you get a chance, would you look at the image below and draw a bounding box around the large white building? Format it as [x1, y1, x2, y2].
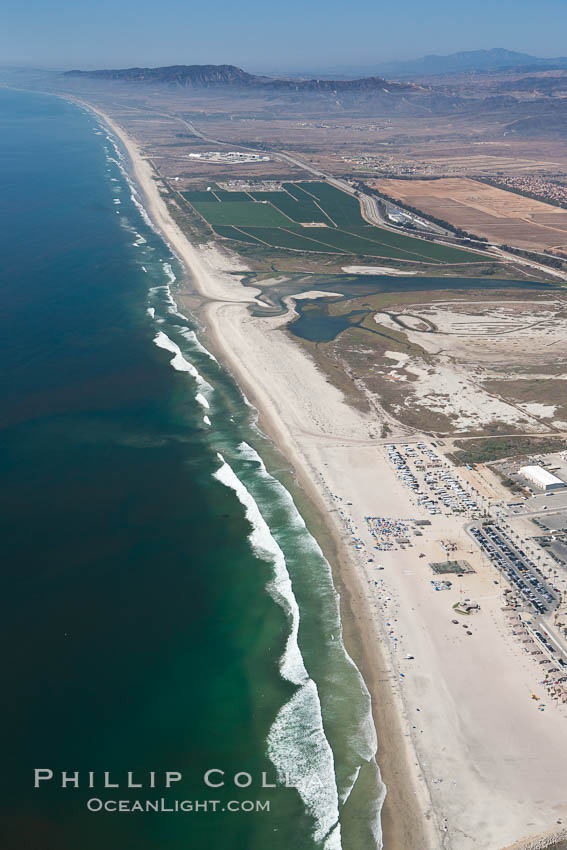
[519, 465, 566, 492]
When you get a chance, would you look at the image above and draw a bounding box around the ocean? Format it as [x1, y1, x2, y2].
[0, 88, 383, 849]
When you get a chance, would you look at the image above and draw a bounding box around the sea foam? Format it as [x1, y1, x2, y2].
[213, 453, 341, 846]
[176, 327, 219, 363]
[195, 393, 210, 409]
[236, 441, 381, 821]
[153, 331, 213, 393]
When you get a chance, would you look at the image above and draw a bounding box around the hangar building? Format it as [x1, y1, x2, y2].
[519, 465, 566, 492]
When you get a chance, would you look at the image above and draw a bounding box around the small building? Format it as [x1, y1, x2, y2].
[519, 465, 566, 492]
[388, 212, 410, 225]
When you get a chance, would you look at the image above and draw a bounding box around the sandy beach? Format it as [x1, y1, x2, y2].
[89, 103, 567, 850]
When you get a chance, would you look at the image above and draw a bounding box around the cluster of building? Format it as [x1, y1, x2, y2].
[512, 614, 567, 705]
[486, 175, 567, 208]
[187, 151, 270, 163]
[341, 154, 434, 176]
[218, 179, 281, 192]
[387, 210, 412, 225]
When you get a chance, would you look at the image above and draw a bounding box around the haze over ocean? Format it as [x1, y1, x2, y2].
[0, 88, 382, 849]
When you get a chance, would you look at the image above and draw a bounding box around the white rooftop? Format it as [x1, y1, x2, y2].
[519, 465, 565, 488]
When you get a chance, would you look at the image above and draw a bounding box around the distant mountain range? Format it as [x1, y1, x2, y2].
[64, 64, 418, 93]
[290, 49, 567, 80]
[62, 59, 567, 134]
[64, 51, 567, 93]
[358, 48, 567, 78]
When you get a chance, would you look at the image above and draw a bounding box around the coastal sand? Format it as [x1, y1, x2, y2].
[90, 104, 567, 850]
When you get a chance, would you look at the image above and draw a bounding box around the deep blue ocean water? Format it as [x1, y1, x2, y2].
[0, 88, 382, 850]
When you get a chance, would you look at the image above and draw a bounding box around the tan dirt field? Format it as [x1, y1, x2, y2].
[373, 177, 567, 253]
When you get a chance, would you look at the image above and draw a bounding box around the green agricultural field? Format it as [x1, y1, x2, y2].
[241, 227, 344, 252]
[283, 183, 317, 202]
[211, 190, 252, 202]
[182, 181, 489, 264]
[249, 191, 330, 223]
[292, 182, 363, 228]
[213, 225, 269, 246]
[342, 226, 483, 263]
[181, 190, 216, 203]
[190, 200, 290, 227]
[296, 227, 422, 259]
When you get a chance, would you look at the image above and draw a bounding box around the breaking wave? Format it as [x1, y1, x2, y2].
[213, 453, 341, 846]
[176, 327, 218, 363]
[236, 441, 382, 828]
[153, 331, 213, 393]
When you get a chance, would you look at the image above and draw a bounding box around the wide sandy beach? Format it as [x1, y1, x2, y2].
[88, 102, 567, 850]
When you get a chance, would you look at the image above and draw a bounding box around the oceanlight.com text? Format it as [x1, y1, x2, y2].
[86, 798, 271, 813]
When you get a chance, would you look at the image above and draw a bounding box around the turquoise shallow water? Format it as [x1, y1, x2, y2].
[0, 88, 382, 849]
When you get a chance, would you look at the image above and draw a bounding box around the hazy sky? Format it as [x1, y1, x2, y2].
[2, 0, 566, 72]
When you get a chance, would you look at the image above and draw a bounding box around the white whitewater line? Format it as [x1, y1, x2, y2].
[195, 393, 210, 409]
[177, 327, 219, 363]
[162, 261, 176, 286]
[153, 331, 213, 392]
[213, 453, 341, 846]
[237, 442, 380, 814]
[104, 132, 154, 230]
[215, 455, 307, 686]
[146, 307, 155, 318]
[324, 825, 342, 850]
[161, 262, 189, 320]
[236, 444, 378, 756]
[266, 680, 341, 846]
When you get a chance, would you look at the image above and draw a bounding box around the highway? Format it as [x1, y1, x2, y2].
[167, 111, 567, 278]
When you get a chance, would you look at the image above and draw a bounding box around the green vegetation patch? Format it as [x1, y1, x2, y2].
[452, 436, 567, 466]
[294, 226, 421, 259]
[212, 190, 252, 202]
[242, 227, 343, 253]
[293, 181, 363, 228]
[213, 225, 269, 246]
[182, 190, 217, 203]
[249, 191, 329, 223]
[186, 180, 490, 263]
[283, 183, 310, 201]
[190, 200, 290, 227]
[344, 226, 486, 263]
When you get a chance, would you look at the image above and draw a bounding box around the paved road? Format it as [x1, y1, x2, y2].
[171, 113, 567, 278]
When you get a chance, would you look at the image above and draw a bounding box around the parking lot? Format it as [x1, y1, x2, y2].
[386, 443, 482, 518]
[469, 523, 557, 615]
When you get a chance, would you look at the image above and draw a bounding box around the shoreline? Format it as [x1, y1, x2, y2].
[79, 99, 567, 850]
[81, 100, 431, 848]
